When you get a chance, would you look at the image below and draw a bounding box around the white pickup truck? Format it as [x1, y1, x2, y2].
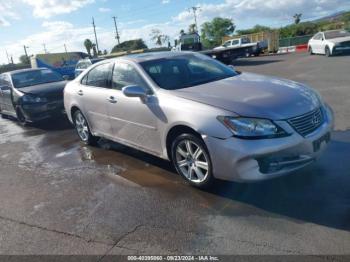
[214, 37, 265, 56]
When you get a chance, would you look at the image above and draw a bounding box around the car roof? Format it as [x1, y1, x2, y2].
[4, 68, 48, 76]
[119, 51, 196, 63]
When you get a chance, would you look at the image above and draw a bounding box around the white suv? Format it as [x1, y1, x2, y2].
[308, 30, 350, 57]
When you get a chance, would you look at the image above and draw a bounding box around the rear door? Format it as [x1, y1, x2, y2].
[79, 62, 114, 138]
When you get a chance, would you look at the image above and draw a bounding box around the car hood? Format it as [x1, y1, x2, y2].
[327, 36, 350, 44]
[18, 81, 67, 97]
[171, 72, 320, 120]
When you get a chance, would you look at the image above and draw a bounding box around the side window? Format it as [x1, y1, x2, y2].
[112, 63, 147, 91]
[0, 75, 12, 90]
[231, 40, 239, 45]
[83, 63, 111, 88]
[314, 33, 322, 40]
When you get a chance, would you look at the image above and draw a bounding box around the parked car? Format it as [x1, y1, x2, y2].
[308, 29, 350, 56]
[75, 58, 106, 78]
[64, 52, 334, 188]
[0, 68, 67, 125]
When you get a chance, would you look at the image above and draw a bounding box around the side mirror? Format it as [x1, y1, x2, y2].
[228, 65, 235, 70]
[62, 75, 70, 81]
[122, 85, 148, 98]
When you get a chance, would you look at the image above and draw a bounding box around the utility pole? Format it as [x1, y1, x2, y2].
[5, 50, 11, 64]
[64, 44, 68, 54]
[43, 43, 48, 54]
[112, 16, 120, 45]
[92, 17, 100, 54]
[23, 45, 29, 63]
[189, 6, 200, 32]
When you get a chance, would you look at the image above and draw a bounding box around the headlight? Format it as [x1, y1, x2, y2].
[21, 95, 48, 103]
[217, 116, 288, 139]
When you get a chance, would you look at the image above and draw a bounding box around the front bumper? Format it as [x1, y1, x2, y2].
[333, 46, 350, 55]
[204, 105, 334, 182]
[21, 101, 65, 122]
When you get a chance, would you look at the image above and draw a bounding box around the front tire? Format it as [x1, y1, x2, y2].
[73, 110, 99, 146]
[16, 107, 27, 126]
[325, 46, 331, 57]
[171, 134, 214, 188]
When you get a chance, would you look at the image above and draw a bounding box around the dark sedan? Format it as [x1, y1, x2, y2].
[0, 68, 67, 125]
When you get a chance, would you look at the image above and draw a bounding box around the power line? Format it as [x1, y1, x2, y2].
[92, 17, 100, 53]
[112, 16, 121, 45]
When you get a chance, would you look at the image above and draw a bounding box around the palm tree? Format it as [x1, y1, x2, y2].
[293, 13, 302, 24]
[84, 39, 93, 56]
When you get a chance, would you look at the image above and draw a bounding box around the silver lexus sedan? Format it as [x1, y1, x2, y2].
[64, 52, 334, 188]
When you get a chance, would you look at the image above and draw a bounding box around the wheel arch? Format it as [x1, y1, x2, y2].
[165, 124, 203, 160]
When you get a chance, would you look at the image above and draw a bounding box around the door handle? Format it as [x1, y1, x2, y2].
[107, 96, 117, 104]
[77, 90, 84, 96]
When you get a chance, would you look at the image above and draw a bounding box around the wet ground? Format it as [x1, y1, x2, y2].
[0, 52, 349, 256]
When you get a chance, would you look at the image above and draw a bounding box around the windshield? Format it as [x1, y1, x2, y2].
[140, 54, 238, 90]
[12, 69, 64, 89]
[325, 30, 350, 39]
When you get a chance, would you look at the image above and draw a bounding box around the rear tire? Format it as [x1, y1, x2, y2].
[73, 110, 99, 146]
[325, 46, 331, 57]
[171, 133, 214, 188]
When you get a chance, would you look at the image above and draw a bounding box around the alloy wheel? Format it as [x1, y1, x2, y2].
[175, 139, 209, 183]
[75, 112, 89, 142]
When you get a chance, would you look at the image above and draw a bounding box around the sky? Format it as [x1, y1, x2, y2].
[0, 0, 349, 64]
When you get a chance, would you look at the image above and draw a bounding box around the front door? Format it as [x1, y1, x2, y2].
[0, 74, 15, 116]
[79, 62, 113, 138]
[310, 33, 323, 54]
[107, 62, 162, 155]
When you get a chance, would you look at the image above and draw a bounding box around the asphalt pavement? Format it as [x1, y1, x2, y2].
[0, 52, 349, 258]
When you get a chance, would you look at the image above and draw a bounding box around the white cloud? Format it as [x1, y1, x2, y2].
[22, 0, 95, 18]
[162, 0, 170, 4]
[174, 0, 350, 28]
[98, 7, 111, 13]
[0, 2, 20, 26]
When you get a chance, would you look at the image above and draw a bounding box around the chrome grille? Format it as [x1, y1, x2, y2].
[288, 108, 324, 137]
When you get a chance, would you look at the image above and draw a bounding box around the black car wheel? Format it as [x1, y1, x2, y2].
[308, 46, 314, 55]
[16, 108, 27, 126]
[73, 110, 99, 146]
[171, 133, 214, 188]
[325, 46, 332, 57]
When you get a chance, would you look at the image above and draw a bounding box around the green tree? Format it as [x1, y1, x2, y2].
[236, 25, 271, 35]
[111, 39, 148, 53]
[84, 39, 93, 56]
[201, 17, 235, 49]
[293, 13, 302, 24]
[19, 55, 30, 64]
